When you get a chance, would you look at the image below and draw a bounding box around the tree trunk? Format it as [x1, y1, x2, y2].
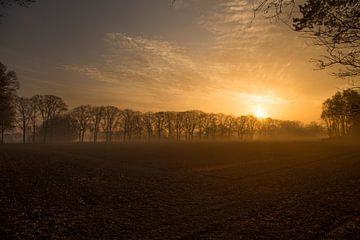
[1, 124, 4, 144]
[109, 126, 112, 142]
[43, 123, 48, 143]
[22, 120, 26, 144]
[32, 123, 36, 143]
[93, 129, 97, 143]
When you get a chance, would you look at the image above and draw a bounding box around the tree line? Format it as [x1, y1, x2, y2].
[1, 62, 327, 144]
[12, 101, 326, 144]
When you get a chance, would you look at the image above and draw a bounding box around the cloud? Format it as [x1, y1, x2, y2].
[197, 0, 280, 52]
[62, 32, 210, 94]
[61, 65, 112, 82]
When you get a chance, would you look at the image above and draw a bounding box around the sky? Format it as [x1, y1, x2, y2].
[0, 0, 347, 122]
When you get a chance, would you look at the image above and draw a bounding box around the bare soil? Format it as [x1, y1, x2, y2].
[0, 141, 359, 239]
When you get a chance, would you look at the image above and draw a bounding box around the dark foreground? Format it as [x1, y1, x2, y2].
[0, 141, 360, 239]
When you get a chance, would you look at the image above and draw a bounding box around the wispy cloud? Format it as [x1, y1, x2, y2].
[197, 0, 280, 52]
[61, 65, 111, 82]
[62, 32, 210, 93]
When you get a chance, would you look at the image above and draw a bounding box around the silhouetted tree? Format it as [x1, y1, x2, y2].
[203, 113, 217, 138]
[321, 89, 360, 137]
[33, 95, 67, 143]
[70, 105, 92, 142]
[90, 106, 104, 143]
[142, 112, 155, 140]
[236, 116, 249, 139]
[0, 61, 18, 144]
[183, 111, 199, 140]
[14, 96, 32, 144]
[197, 111, 208, 139]
[174, 112, 184, 140]
[40, 114, 75, 143]
[29, 95, 39, 142]
[102, 106, 119, 142]
[121, 109, 140, 141]
[294, 0, 360, 78]
[154, 112, 165, 139]
[163, 111, 175, 139]
[254, 0, 360, 79]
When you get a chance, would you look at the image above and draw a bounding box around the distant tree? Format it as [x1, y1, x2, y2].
[216, 113, 229, 138]
[196, 111, 208, 139]
[90, 106, 104, 143]
[236, 116, 249, 139]
[246, 115, 258, 140]
[0, 61, 18, 144]
[121, 109, 140, 141]
[29, 95, 39, 142]
[33, 95, 67, 143]
[70, 105, 92, 142]
[174, 112, 184, 140]
[14, 96, 32, 144]
[40, 114, 75, 143]
[183, 111, 198, 140]
[154, 112, 165, 139]
[305, 121, 325, 136]
[203, 113, 217, 138]
[163, 112, 176, 139]
[142, 112, 155, 140]
[102, 106, 119, 142]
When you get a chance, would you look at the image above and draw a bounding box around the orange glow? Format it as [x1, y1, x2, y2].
[254, 107, 266, 118]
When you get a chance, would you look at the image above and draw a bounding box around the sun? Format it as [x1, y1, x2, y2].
[254, 107, 266, 118]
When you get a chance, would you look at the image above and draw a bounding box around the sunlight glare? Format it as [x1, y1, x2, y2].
[254, 107, 266, 118]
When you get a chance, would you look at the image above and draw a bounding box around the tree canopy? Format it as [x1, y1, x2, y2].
[321, 88, 360, 137]
[0, 0, 35, 18]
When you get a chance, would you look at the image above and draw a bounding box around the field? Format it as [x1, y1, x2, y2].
[1, 141, 360, 239]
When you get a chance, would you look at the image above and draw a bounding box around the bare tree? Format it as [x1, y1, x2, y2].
[14, 96, 32, 144]
[90, 106, 104, 143]
[293, 0, 360, 79]
[142, 112, 155, 140]
[163, 111, 176, 139]
[236, 116, 248, 140]
[254, 0, 360, 79]
[121, 109, 140, 141]
[154, 112, 165, 139]
[70, 105, 92, 142]
[29, 95, 39, 143]
[183, 111, 198, 140]
[174, 112, 184, 140]
[246, 115, 258, 140]
[102, 106, 119, 142]
[203, 113, 217, 138]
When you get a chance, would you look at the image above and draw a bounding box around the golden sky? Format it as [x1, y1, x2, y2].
[0, 0, 347, 122]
